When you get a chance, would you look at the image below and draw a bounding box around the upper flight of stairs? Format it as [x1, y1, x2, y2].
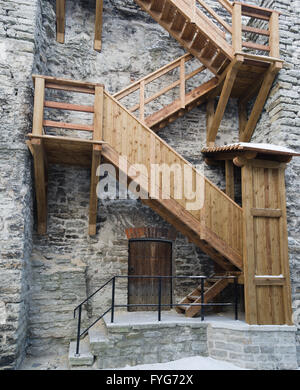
[135, 0, 233, 75]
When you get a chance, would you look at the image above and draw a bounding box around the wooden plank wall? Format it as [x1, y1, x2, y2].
[242, 161, 293, 325]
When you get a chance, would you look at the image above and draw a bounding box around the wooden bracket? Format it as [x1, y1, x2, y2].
[225, 160, 235, 200]
[31, 139, 48, 235]
[56, 0, 103, 51]
[94, 0, 103, 51]
[239, 63, 281, 142]
[56, 0, 66, 44]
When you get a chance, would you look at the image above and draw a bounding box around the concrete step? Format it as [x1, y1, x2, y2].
[68, 337, 94, 367]
[88, 321, 110, 355]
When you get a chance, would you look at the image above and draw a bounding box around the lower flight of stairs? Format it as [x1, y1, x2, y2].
[175, 276, 233, 317]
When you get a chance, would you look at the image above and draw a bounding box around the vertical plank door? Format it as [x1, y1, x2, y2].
[128, 240, 172, 312]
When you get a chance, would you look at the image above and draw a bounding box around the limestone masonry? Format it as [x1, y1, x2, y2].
[0, 0, 299, 369]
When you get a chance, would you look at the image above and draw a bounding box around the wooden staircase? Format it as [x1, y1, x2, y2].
[27, 75, 243, 273]
[135, 0, 234, 75]
[113, 53, 220, 132]
[175, 276, 231, 317]
[130, 0, 283, 143]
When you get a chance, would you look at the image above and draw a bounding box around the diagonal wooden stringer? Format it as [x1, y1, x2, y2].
[239, 61, 282, 142]
[206, 54, 244, 146]
[89, 85, 104, 236]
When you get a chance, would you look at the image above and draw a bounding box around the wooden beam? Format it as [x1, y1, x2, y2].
[56, 0, 66, 44]
[206, 56, 243, 145]
[232, 2, 242, 52]
[31, 139, 48, 235]
[251, 208, 282, 218]
[240, 64, 280, 142]
[238, 100, 247, 135]
[225, 160, 235, 201]
[94, 0, 103, 51]
[89, 145, 102, 236]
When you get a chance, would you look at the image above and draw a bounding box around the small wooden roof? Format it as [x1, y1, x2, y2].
[202, 143, 300, 162]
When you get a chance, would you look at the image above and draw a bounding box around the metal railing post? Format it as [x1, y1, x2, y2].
[234, 277, 239, 320]
[158, 277, 162, 322]
[111, 276, 116, 323]
[75, 305, 82, 356]
[201, 278, 205, 321]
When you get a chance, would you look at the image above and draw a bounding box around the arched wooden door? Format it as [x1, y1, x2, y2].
[128, 239, 173, 311]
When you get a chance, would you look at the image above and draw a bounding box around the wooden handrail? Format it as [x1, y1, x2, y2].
[128, 64, 206, 114]
[114, 54, 206, 120]
[196, 0, 232, 33]
[217, 0, 233, 14]
[113, 53, 192, 100]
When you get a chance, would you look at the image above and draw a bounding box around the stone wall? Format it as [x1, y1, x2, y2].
[0, 0, 40, 369]
[27, 0, 239, 356]
[0, 0, 299, 369]
[207, 322, 298, 370]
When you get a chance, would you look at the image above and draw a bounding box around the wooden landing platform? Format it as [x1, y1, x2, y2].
[27, 134, 106, 167]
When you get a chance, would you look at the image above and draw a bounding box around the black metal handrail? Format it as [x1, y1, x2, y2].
[73, 275, 239, 356]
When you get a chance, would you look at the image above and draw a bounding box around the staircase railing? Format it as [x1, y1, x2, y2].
[73, 274, 239, 356]
[113, 53, 207, 123]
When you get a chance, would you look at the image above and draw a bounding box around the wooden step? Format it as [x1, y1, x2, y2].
[135, 0, 234, 75]
[185, 279, 230, 317]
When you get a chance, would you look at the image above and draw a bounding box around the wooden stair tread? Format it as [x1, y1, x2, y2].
[135, 0, 234, 75]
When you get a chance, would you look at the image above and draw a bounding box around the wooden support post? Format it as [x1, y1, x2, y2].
[240, 63, 281, 142]
[232, 3, 242, 52]
[225, 160, 235, 201]
[206, 56, 243, 145]
[94, 0, 103, 51]
[238, 100, 247, 137]
[180, 57, 186, 109]
[269, 12, 280, 58]
[31, 139, 48, 235]
[89, 145, 102, 236]
[139, 80, 145, 122]
[32, 77, 45, 136]
[89, 85, 104, 236]
[206, 99, 215, 147]
[56, 0, 66, 44]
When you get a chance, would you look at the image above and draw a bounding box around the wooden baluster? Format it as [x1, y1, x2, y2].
[232, 2, 242, 52]
[180, 58, 186, 109]
[139, 80, 145, 122]
[269, 12, 280, 58]
[89, 85, 104, 236]
[94, 0, 103, 51]
[32, 77, 45, 135]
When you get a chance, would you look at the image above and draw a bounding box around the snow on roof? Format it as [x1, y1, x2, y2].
[202, 142, 300, 156]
